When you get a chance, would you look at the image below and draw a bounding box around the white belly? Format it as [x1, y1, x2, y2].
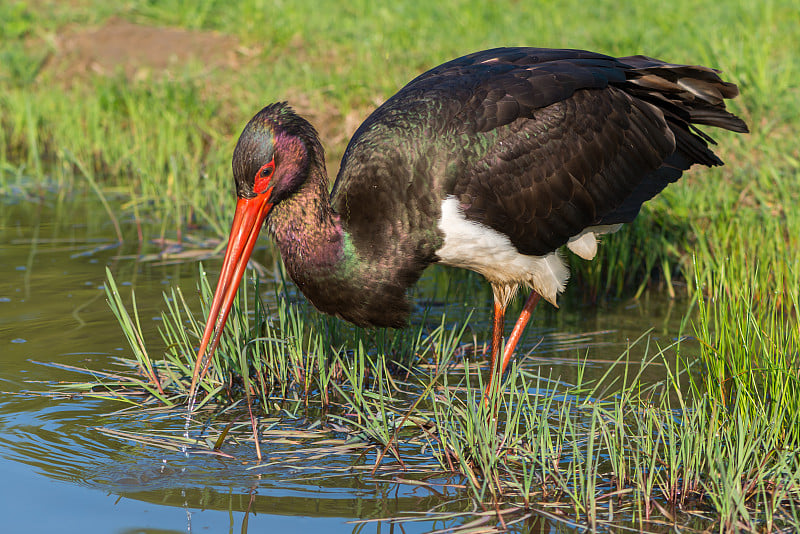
[436, 196, 569, 306]
[435, 197, 621, 307]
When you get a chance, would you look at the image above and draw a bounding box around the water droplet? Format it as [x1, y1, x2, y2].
[11, 338, 26, 344]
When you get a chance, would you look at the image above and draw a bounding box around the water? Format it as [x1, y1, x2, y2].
[0, 193, 692, 532]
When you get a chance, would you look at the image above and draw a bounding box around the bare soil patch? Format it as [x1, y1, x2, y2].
[45, 17, 244, 82]
[37, 16, 375, 173]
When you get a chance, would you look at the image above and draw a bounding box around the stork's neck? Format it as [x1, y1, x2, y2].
[266, 168, 410, 327]
[267, 169, 348, 283]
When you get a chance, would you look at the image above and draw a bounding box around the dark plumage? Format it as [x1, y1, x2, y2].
[188, 47, 747, 405]
[335, 48, 745, 260]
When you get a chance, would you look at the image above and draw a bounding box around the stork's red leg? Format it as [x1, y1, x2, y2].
[485, 291, 542, 397]
[499, 291, 541, 375]
[489, 298, 505, 377]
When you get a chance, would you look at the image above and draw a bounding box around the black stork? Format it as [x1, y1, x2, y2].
[188, 47, 747, 405]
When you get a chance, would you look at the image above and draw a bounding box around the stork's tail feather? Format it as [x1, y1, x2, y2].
[620, 55, 749, 135]
[597, 55, 748, 226]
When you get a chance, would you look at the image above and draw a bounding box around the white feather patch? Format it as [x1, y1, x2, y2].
[567, 224, 623, 260]
[436, 196, 569, 306]
[567, 231, 598, 260]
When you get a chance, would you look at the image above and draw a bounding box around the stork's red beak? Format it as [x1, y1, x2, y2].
[188, 189, 273, 407]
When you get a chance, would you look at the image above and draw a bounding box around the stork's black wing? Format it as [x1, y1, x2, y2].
[333, 47, 747, 259]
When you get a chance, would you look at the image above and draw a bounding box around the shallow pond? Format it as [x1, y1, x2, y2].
[0, 192, 694, 532]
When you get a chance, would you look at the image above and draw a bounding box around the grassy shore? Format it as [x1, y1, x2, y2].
[5, 0, 800, 531]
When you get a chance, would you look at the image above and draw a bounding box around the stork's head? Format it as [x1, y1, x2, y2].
[188, 103, 323, 406]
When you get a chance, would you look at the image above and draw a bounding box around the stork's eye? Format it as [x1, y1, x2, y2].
[254, 159, 275, 194]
